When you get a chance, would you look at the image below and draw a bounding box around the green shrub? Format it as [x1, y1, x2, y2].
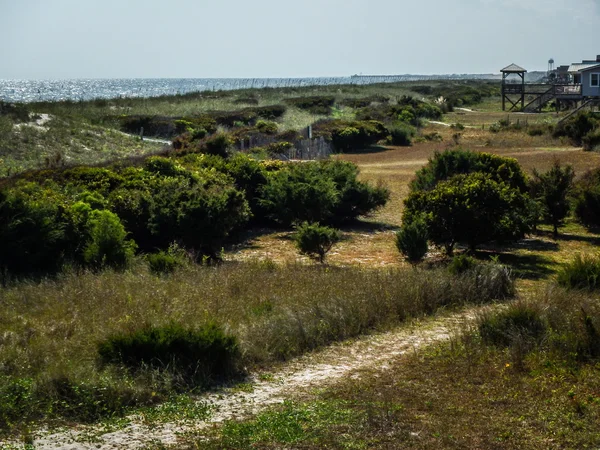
[396, 219, 428, 263]
[527, 125, 546, 136]
[557, 254, 600, 291]
[410, 149, 529, 193]
[388, 123, 415, 146]
[403, 172, 531, 254]
[147, 251, 180, 275]
[312, 119, 388, 151]
[203, 133, 233, 157]
[553, 111, 599, 146]
[582, 128, 600, 151]
[285, 96, 335, 115]
[448, 253, 477, 275]
[98, 322, 240, 388]
[258, 160, 388, 226]
[294, 222, 340, 264]
[255, 120, 278, 135]
[0, 183, 67, 279]
[83, 210, 136, 271]
[479, 302, 547, 348]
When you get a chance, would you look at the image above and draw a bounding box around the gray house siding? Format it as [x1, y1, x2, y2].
[581, 70, 600, 97]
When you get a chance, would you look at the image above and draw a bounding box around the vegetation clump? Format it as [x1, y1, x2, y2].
[285, 96, 335, 115]
[557, 253, 600, 291]
[395, 218, 428, 264]
[403, 172, 530, 254]
[98, 322, 240, 388]
[294, 222, 341, 264]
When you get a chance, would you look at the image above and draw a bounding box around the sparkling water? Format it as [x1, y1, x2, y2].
[0, 75, 500, 103]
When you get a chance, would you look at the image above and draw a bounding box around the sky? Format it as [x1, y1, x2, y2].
[1, 0, 599, 79]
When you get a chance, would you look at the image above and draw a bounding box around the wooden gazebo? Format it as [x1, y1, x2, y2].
[501, 63, 527, 111]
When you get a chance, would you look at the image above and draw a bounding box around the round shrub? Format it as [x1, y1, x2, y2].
[255, 120, 278, 135]
[396, 219, 428, 263]
[203, 133, 233, 158]
[294, 222, 340, 264]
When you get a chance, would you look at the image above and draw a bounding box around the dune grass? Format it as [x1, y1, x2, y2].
[0, 259, 512, 435]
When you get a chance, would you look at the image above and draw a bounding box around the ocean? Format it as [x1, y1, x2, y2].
[0, 75, 500, 103]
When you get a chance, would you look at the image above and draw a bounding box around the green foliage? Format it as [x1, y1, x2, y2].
[98, 322, 240, 388]
[258, 160, 388, 226]
[312, 119, 388, 151]
[146, 251, 180, 275]
[448, 253, 477, 275]
[388, 123, 415, 146]
[0, 183, 67, 279]
[82, 210, 136, 270]
[355, 96, 442, 124]
[285, 96, 335, 115]
[210, 105, 286, 127]
[255, 120, 279, 134]
[530, 160, 574, 237]
[203, 133, 233, 157]
[553, 111, 600, 146]
[557, 254, 600, 291]
[119, 114, 217, 138]
[582, 128, 600, 151]
[411, 82, 499, 108]
[395, 218, 428, 263]
[403, 173, 530, 254]
[294, 222, 341, 263]
[411, 149, 528, 193]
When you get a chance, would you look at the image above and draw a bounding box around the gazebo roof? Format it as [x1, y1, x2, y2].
[501, 63, 527, 73]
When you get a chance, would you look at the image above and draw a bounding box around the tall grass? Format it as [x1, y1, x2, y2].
[0, 260, 513, 432]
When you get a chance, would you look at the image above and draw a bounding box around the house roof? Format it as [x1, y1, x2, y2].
[568, 63, 600, 73]
[501, 63, 527, 73]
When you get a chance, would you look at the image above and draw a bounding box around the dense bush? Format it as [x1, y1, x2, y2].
[82, 210, 136, 270]
[403, 173, 530, 254]
[447, 253, 477, 275]
[285, 96, 335, 114]
[255, 120, 278, 134]
[119, 114, 217, 138]
[339, 95, 389, 108]
[355, 98, 442, 125]
[395, 218, 428, 263]
[553, 111, 600, 146]
[388, 123, 415, 146]
[411, 149, 529, 193]
[202, 133, 233, 157]
[294, 222, 341, 264]
[259, 160, 389, 226]
[411, 82, 499, 108]
[98, 322, 240, 388]
[0, 183, 67, 279]
[312, 119, 388, 151]
[209, 105, 286, 127]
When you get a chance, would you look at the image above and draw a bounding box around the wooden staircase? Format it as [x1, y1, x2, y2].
[523, 87, 555, 112]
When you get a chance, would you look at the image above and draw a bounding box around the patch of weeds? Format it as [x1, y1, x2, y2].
[139, 395, 212, 425]
[202, 400, 364, 449]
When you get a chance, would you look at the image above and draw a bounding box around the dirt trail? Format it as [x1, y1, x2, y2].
[19, 304, 499, 449]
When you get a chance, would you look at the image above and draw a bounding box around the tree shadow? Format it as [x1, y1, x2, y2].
[473, 249, 558, 281]
[534, 229, 600, 246]
[501, 237, 560, 252]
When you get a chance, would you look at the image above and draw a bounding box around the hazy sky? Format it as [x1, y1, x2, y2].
[1, 0, 599, 79]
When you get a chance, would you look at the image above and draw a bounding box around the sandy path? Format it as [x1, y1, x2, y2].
[16, 304, 500, 450]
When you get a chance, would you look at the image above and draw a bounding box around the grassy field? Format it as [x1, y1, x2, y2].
[2, 80, 600, 448]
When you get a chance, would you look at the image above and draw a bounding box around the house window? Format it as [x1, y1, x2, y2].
[592, 73, 600, 87]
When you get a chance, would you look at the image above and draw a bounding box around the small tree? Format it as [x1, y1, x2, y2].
[294, 222, 340, 264]
[530, 161, 575, 238]
[396, 218, 428, 264]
